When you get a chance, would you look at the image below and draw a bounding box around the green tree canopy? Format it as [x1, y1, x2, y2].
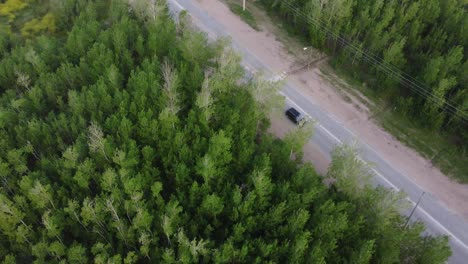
[0, 0, 451, 263]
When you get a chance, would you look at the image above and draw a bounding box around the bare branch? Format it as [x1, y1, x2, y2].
[87, 122, 108, 159]
[15, 71, 31, 91]
[162, 59, 181, 115]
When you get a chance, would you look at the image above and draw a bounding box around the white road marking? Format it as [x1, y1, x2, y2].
[280, 74, 468, 250]
[170, 0, 468, 251]
[279, 88, 400, 190]
[169, 0, 185, 11]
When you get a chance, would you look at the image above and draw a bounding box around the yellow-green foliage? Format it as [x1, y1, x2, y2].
[21, 13, 56, 37]
[0, 0, 27, 22]
[0, 24, 12, 35]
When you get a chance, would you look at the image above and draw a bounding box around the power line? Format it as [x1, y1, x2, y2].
[276, 0, 467, 122]
[281, 0, 466, 121]
[278, 1, 448, 106]
[279, 1, 444, 105]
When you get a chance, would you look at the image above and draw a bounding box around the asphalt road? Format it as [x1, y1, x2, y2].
[167, 0, 468, 262]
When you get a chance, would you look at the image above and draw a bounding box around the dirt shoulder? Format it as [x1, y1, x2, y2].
[192, 0, 468, 220]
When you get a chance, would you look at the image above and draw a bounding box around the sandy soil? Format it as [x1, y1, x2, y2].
[193, 0, 468, 220]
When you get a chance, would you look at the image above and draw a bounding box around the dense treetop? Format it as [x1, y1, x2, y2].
[0, 0, 451, 263]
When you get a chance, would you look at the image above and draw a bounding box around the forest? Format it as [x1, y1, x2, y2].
[259, 0, 467, 176]
[0, 0, 452, 263]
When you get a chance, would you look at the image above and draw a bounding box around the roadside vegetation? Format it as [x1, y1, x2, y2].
[321, 63, 468, 182]
[226, 1, 259, 31]
[258, 0, 468, 182]
[0, 0, 451, 263]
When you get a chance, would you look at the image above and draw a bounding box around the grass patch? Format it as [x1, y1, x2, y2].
[319, 65, 375, 108]
[226, 2, 259, 31]
[254, 1, 309, 45]
[328, 60, 381, 102]
[378, 111, 468, 183]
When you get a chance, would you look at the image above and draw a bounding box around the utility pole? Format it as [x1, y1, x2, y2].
[243, 0, 246, 11]
[303, 47, 318, 70]
[404, 192, 425, 228]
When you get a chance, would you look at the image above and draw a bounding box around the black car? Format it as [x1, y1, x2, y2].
[285, 107, 304, 124]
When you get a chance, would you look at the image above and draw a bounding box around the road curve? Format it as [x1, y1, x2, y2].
[167, 0, 468, 262]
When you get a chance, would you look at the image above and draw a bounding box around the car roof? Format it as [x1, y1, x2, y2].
[287, 107, 301, 116]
